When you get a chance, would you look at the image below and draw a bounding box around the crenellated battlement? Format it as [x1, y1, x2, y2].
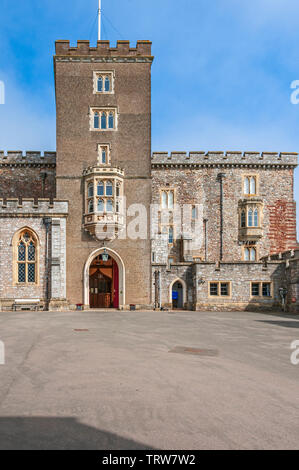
[0, 198, 68, 216]
[151, 151, 298, 167]
[55, 40, 153, 62]
[0, 151, 56, 166]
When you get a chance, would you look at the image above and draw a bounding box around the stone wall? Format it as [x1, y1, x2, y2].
[0, 152, 56, 200]
[0, 199, 68, 311]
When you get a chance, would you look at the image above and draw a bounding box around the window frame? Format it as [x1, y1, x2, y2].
[13, 228, 39, 286]
[243, 245, 258, 262]
[160, 189, 175, 210]
[243, 175, 258, 196]
[93, 71, 115, 95]
[250, 281, 273, 299]
[208, 281, 232, 298]
[90, 107, 118, 131]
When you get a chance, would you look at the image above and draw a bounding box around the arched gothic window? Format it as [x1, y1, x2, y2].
[248, 208, 253, 227]
[101, 112, 107, 129]
[98, 199, 104, 212]
[106, 199, 113, 212]
[15, 230, 38, 284]
[94, 112, 100, 129]
[88, 199, 94, 214]
[97, 182, 104, 196]
[108, 112, 114, 129]
[88, 183, 94, 198]
[105, 77, 110, 92]
[241, 210, 246, 228]
[254, 208, 259, 227]
[106, 181, 113, 196]
[97, 77, 103, 92]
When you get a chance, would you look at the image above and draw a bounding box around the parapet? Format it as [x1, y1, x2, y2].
[55, 40, 153, 61]
[151, 151, 298, 167]
[0, 199, 68, 216]
[0, 151, 56, 166]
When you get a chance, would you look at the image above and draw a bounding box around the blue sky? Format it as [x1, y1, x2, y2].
[0, 0, 298, 232]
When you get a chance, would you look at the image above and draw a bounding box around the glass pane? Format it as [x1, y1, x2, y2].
[262, 283, 271, 297]
[250, 177, 256, 194]
[254, 209, 258, 227]
[88, 200, 94, 213]
[105, 77, 110, 92]
[106, 199, 113, 212]
[94, 113, 99, 129]
[168, 191, 174, 209]
[101, 149, 106, 164]
[97, 77, 103, 92]
[248, 209, 253, 227]
[116, 201, 120, 213]
[23, 232, 30, 242]
[251, 283, 259, 296]
[18, 242, 26, 261]
[101, 112, 107, 129]
[116, 185, 120, 197]
[245, 177, 250, 194]
[244, 248, 249, 261]
[161, 192, 167, 209]
[192, 206, 197, 220]
[108, 112, 114, 129]
[28, 242, 35, 261]
[250, 248, 256, 261]
[241, 211, 246, 228]
[106, 182, 113, 196]
[18, 264, 26, 283]
[210, 283, 218, 296]
[28, 264, 36, 283]
[168, 227, 173, 244]
[221, 283, 229, 296]
[88, 184, 94, 198]
[98, 199, 104, 212]
[97, 182, 104, 196]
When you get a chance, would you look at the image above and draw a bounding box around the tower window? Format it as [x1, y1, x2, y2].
[98, 145, 110, 165]
[91, 108, 117, 131]
[94, 72, 114, 94]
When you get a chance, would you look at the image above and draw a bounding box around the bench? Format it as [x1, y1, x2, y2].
[13, 299, 41, 312]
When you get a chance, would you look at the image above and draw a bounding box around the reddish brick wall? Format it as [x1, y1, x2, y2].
[0, 166, 56, 200]
[268, 200, 298, 254]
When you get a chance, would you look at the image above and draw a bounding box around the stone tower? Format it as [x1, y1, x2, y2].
[54, 40, 154, 309]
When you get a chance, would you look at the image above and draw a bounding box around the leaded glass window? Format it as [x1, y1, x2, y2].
[16, 230, 37, 284]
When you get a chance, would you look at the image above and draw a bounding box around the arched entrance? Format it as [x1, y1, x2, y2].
[89, 255, 119, 308]
[170, 278, 187, 310]
[84, 248, 125, 309]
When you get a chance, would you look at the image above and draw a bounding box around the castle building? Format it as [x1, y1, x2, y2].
[0, 39, 298, 312]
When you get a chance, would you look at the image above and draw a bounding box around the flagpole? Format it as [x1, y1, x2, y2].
[98, 0, 101, 41]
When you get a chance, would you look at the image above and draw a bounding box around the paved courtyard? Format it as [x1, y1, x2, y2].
[0, 309, 298, 450]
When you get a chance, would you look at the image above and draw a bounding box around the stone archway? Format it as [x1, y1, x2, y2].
[169, 278, 187, 309]
[84, 248, 125, 309]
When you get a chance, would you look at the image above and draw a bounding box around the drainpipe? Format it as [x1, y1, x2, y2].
[217, 173, 226, 261]
[203, 218, 208, 261]
[154, 270, 161, 310]
[43, 217, 52, 311]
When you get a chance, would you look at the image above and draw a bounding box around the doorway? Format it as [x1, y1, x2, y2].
[172, 281, 183, 309]
[89, 254, 119, 308]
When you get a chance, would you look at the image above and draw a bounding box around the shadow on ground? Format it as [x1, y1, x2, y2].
[255, 320, 299, 329]
[0, 417, 152, 450]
